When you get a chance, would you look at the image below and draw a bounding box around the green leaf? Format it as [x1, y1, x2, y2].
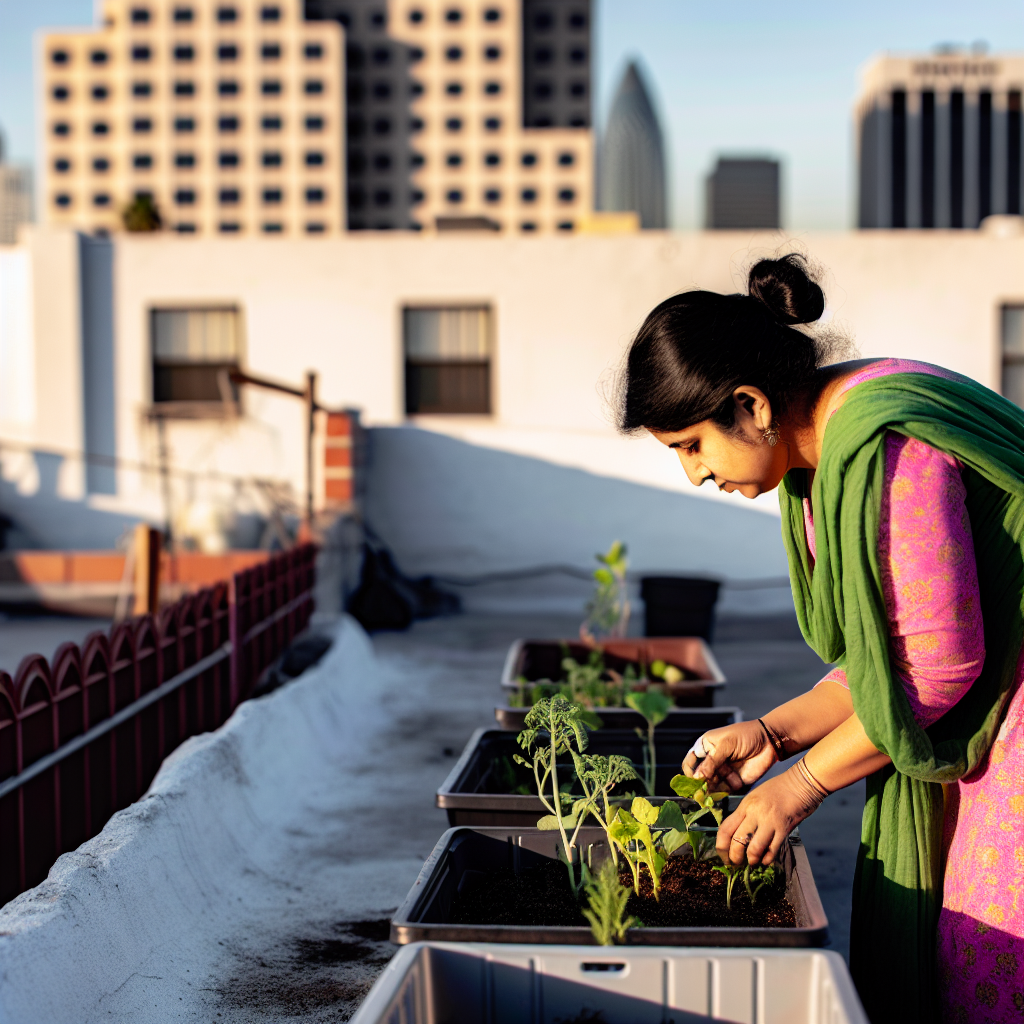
[670, 774, 704, 799]
[630, 796, 659, 826]
[654, 801, 687, 831]
[624, 689, 672, 727]
[593, 568, 615, 586]
[577, 707, 604, 730]
[650, 660, 667, 679]
[512, 754, 530, 767]
[661, 828, 689, 855]
[536, 815, 562, 830]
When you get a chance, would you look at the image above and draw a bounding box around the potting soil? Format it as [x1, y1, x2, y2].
[451, 856, 796, 930]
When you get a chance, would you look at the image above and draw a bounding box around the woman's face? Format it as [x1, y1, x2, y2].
[648, 388, 792, 499]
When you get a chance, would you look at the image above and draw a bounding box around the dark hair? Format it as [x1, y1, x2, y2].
[618, 254, 827, 434]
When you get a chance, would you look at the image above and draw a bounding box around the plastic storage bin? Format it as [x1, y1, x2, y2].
[391, 826, 828, 947]
[437, 727, 738, 827]
[350, 942, 868, 1024]
[501, 637, 726, 707]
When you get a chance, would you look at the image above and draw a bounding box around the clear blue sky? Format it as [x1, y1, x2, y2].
[2, 0, 1023, 229]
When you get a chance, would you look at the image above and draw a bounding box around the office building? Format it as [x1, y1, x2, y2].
[705, 157, 780, 230]
[40, 0, 344, 236]
[0, 133, 33, 245]
[303, 0, 594, 232]
[598, 61, 665, 229]
[857, 50, 1024, 228]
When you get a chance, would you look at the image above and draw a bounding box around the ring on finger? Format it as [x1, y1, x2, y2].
[731, 834, 750, 847]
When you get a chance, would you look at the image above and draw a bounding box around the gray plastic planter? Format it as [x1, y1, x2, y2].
[391, 826, 828, 948]
[494, 703, 742, 732]
[437, 727, 736, 827]
[502, 637, 727, 706]
[350, 943, 867, 1024]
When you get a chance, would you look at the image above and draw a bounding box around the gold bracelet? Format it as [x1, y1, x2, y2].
[797, 757, 832, 798]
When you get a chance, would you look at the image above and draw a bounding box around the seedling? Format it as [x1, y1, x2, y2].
[650, 659, 685, 685]
[582, 858, 636, 945]
[712, 862, 777, 911]
[582, 541, 630, 640]
[573, 753, 639, 867]
[669, 774, 729, 863]
[607, 796, 694, 898]
[624, 689, 672, 795]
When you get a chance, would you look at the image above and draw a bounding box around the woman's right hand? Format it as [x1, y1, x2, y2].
[681, 720, 779, 792]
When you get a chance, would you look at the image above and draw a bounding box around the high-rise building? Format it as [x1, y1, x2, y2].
[40, 0, 344, 236]
[857, 50, 1024, 229]
[304, 0, 594, 232]
[705, 157, 780, 230]
[0, 132, 33, 245]
[597, 61, 666, 229]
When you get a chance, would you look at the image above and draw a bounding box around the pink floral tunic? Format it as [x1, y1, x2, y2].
[805, 360, 1024, 1023]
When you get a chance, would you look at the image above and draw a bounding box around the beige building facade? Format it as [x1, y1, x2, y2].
[40, 0, 344, 236]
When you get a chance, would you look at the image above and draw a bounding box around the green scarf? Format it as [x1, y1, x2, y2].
[778, 372, 1024, 1024]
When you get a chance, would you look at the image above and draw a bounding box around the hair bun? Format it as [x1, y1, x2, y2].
[747, 254, 825, 325]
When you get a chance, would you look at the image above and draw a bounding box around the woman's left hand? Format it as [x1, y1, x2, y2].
[715, 764, 826, 867]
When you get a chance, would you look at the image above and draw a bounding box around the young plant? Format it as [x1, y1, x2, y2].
[607, 797, 694, 898]
[582, 857, 636, 945]
[581, 541, 630, 640]
[649, 659, 685, 685]
[624, 689, 673, 795]
[712, 862, 777, 911]
[572, 753, 639, 867]
[669, 774, 729, 863]
[514, 696, 595, 893]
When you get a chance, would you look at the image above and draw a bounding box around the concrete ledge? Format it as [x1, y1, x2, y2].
[0, 615, 380, 1024]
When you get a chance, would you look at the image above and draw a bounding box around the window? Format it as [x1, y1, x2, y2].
[373, 189, 392, 207]
[134, 117, 154, 132]
[484, 188, 500, 202]
[263, 222, 284, 233]
[305, 151, 324, 166]
[484, 45, 500, 60]
[261, 6, 281, 21]
[173, 6, 194, 22]
[372, 152, 391, 169]
[521, 152, 537, 166]
[219, 222, 241, 233]
[558, 151, 575, 166]
[372, 81, 391, 99]
[306, 222, 326, 234]
[262, 115, 283, 131]
[218, 79, 239, 95]
[217, 44, 239, 60]
[521, 187, 538, 202]
[218, 115, 240, 132]
[174, 117, 195, 132]
[55, 158, 72, 172]
[53, 122, 71, 137]
[411, 188, 425, 203]
[484, 81, 501, 95]
[92, 121, 110, 135]
[219, 151, 240, 167]
[569, 12, 587, 27]
[410, 116, 425, 132]
[409, 8, 424, 22]
[305, 115, 326, 131]
[445, 46, 463, 61]
[94, 193, 112, 207]
[51, 50, 71, 65]
[558, 187, 575, 203]
[446, 7, 463, 21]
[219, 188, 241, 204]
[174, 189, 197, 204]
[304, 79, 324, 94]
[570, 47, 586, 63]
[151, 308, 241, 406]
[175, 223, 197, 233]
[484, 152, 500, 166]
[409, 46, 425, 62]
[533, 11, 553, 29]
[262, 151, 282, 167]
[132, 45, 152, 61]
[371, 11, 386, 26]
[446, 117, 462, 132]
[217, 6, 238, 22]
[1002, 306, 1024, 407]
[261, 43, 282, 59]
[446, 153, 462, 167]
[92, 85, 109, 100]
[55, 194, 73, 207]
[133, 154, 153, 169]
[534, 46, 552, 64]
[410, 152, 425, 167]
[484, 8, 501, 21]
[53, 85, 70, 100]
[131, 7, 150, 23]
[371, 117, 389, 134]
[93, 157, 111, 172]
[411, 81, 424, 96]
[446, 82, 463, 96]
[263, 188, 283, 203]
[484, 116, 501, 131]
[305, 187, 325, 203]
[558, 221, 574, 231]
[534, 81, 553, 99]
[91, 50, 109, 65]
[174, 45, 195, 61]
[304, 43, 324, 59]
[134, 81, 154, 96]
[446, 189, 463, 203]
[371, 47, 390, 64]
[520, 221, 537, 231]
[404, 307, 491, 415]
[175, 152, 196, 167]
[262, 79, 282, 95]
[570, 82, 586, 98]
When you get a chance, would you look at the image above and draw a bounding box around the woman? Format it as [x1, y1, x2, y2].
[618, 255, 1023, 1024]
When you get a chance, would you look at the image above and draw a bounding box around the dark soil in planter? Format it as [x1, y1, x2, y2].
[451, 856, 796, 931]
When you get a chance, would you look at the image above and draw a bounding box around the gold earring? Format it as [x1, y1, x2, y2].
[761, 424, 780, 447]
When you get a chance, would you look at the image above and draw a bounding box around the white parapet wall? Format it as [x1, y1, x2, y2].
[0, 615, 404, 1024]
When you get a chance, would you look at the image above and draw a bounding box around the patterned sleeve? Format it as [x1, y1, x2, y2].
[811, 433, 985, 726]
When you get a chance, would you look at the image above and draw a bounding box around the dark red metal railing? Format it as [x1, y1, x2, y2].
[0, 544, 316, 907]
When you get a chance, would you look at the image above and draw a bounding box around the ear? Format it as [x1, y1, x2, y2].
[731, 386, 773, 432]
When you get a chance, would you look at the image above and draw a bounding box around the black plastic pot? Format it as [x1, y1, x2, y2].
[501, 637, 726, 707]
[391, 826, 828, 947]
[494, 703, 741, 732]
[437, 727, 736, 827]
[640, 577, 721, 641]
